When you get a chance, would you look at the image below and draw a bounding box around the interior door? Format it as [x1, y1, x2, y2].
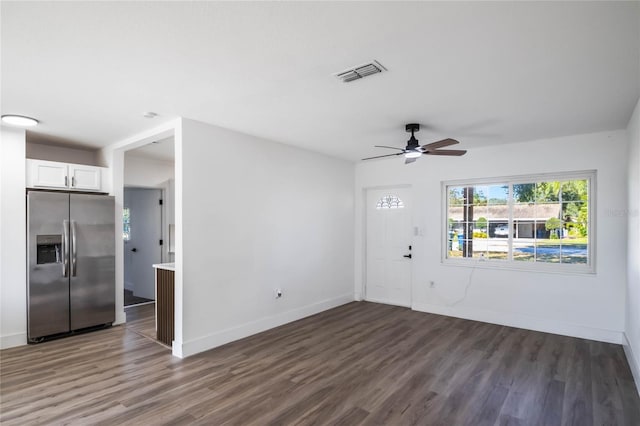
[365, 187, 413, 307]
[124, 188, 162, 300]
[69, 194, 115, 330]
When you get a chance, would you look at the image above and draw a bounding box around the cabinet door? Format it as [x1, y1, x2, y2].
[69, 165, 101, 191]
[30, 160, 69, 188]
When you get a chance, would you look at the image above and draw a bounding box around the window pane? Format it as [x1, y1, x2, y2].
[490, 222, 510, 238]
[473, 186, 488, 206]
[535, 241, 561, 263]
[122, 207, 131, 241]
[513, 240, 535, 262]
[471, 205, 488, 222]
[449, 187, 465, 206]
[487, 184, 508, 205]
[515, 220, 535, 239]
[536, 181, 561, 203]
[561, 237, 588, 264]
[376, 194, 404, 209]
[513, 183, 536, 203]
[486, 240, 508, 260]
[561, 179, 588, 202]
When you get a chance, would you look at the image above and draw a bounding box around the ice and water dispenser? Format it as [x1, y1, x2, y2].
[36, 234, 62, 264]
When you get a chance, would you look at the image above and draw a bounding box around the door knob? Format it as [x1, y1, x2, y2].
[403, 254, 412, 259]
[131, 248, 137, 252]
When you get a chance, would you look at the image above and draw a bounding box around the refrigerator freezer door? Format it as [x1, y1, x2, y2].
[69, 194, 115, 330]
[27, 191, 71, 340]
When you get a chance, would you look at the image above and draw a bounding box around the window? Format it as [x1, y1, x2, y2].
[123, 207, 131, 241]
[444, 171, 594, 273]
[376, 194, 405, 209]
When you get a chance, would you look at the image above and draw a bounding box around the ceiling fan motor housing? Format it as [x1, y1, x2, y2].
[405, 123, 420, 150]
[405, 123, 420, 133]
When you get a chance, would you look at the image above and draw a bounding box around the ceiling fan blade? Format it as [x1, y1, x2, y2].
[374, 145, 405, 151]
[361, 152, 404, 160]
[405, 157, 418, 164]
[424, 149, 467, 156]
[420, 138, 460, 151]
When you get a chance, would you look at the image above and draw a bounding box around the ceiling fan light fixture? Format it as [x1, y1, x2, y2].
[404, 151, 422, 159]
[361, 123, 466, 163]
[1, 114, 39, 127]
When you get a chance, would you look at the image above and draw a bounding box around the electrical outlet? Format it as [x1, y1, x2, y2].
[275, 288, 283, 299]
[429, 281, 435, 288]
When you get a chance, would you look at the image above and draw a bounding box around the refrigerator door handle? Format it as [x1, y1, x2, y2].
[62, 220, 69, 277]
[71, 220, 78, 277]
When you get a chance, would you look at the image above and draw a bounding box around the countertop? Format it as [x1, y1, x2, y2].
[152, 262, 175, 271]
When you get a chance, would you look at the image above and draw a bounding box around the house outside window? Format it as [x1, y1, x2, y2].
[443, 170, 595, 273]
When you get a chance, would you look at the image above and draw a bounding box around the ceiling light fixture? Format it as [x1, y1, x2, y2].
[143, 112, 158, 118]
[404, 150, 422, 159]
[1, 114, 39, 127]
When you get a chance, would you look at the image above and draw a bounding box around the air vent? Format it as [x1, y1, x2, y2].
[335, 60, 387, 83]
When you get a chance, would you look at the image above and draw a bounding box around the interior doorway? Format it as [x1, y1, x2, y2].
[123, 187, 162, 306]
[365, 187, 413, 307]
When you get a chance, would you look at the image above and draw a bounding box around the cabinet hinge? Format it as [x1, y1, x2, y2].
[159, 239, 163, 246]
[159, 199, 163, 205]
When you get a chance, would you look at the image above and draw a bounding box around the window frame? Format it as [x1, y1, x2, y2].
[441, 170, 596, 274]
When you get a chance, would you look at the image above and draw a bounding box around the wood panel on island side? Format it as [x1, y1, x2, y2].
[1, 301, 638, 425]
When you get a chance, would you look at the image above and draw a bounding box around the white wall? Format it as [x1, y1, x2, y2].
[124, 155, 174, 188]
[625, 97, 640, 392]
[26, 141, 98, 165]
[177, 119, 354, 357]
[355, 130, 628, 344]
[0, 128, 27, 349]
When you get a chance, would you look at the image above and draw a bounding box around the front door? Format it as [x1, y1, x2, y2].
[365, 187, 412, 307]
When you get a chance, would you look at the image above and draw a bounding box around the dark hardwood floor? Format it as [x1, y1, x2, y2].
[1, 302, 638, 425]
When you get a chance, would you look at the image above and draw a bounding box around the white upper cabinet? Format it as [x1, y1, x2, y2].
[29, 160, 69, 189]
[27, 159, 105, 192]
[68, 164, 101, 191]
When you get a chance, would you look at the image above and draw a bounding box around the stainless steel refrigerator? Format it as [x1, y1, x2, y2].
[27, 191, 115, 342]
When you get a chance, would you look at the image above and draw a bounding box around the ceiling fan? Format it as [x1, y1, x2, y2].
[362, 123, 467, 164]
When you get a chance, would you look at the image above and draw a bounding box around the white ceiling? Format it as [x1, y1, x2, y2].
[2, 2, 639, 162]
[126, 136, 175, 162]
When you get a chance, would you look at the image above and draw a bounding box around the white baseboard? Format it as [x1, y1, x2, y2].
[623, 333, 640, 397]
[412, 302, 623, 345]
[366, 297, 411, 308]
[354, 292, 363, 301]
[177, 293, 355, 358]
[0, 332, 27, 349]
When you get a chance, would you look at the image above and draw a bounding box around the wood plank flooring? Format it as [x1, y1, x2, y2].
[124, 302, 158, 343]
[1, 302, 638, 425]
